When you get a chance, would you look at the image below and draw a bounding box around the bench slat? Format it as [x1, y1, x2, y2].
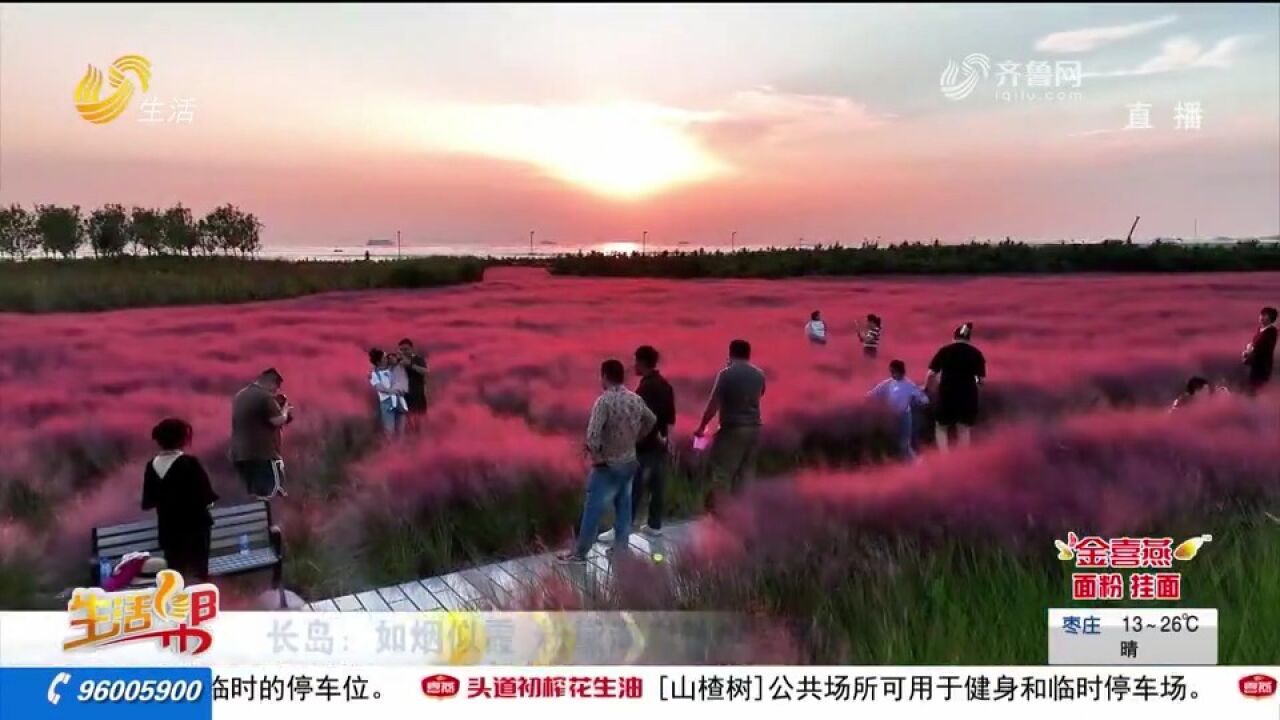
[209, 532, 271, 552]
[208, 548, 278, 575]
[97, 519, 270, 554]
[96, 504, 267, 538]
[96, 527, 160, 549]
[99, 531, 271, 561]
[209, 519, 272, 541]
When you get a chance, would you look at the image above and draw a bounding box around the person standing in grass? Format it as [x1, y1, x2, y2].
[368, 348, 407, 436]
[1242, 306, 1278, 394]
[599, 345, 676, 544]
[230, 368, 293, 500]
[143, 417, 217, 582]
[867, 359, 930, 460]
[559, 359, 656, 564]
[926, 322, 986, 452]
[806, 310, 828, 344]
[857, 314, 882, 358]
[397, 338, 429, 430]
[694, 339, 766, 511]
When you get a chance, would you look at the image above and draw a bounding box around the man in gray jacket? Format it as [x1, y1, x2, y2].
[694, 339, 765, 511]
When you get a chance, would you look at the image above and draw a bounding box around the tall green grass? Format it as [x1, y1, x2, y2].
[0, 256, 486, 312]
[668, 506, 1279, 663]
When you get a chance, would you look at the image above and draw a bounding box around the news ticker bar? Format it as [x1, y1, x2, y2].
[0, 610, 1225, 667]
[1048, 609, 1218, 665]
[2, 611, 778, 666]
[1, 667, 1276, 720]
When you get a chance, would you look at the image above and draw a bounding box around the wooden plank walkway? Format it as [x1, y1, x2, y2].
[304, 521, 695, 612]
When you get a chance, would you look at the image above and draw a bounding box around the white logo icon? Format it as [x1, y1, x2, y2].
[940, 53, 991, 101]
[47, 672, 71, 705]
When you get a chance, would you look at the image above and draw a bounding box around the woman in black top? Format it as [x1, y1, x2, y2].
[141, 418, 218, 582]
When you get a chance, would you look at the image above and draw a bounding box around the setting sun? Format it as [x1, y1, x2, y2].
[412, 102, 730, 200]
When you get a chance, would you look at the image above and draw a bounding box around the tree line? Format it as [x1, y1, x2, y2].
[0, 204, 263, 259]
[549, 239, 1280, 278]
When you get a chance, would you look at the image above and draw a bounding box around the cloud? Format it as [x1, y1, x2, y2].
[725, 87, 887, 129]
[401, 88, 887, 196]
[691, 86, 888, 151]
[1036, 15, 1178, 53]
[1086, 35, 1249, 78]
[407, 101, 730, 200]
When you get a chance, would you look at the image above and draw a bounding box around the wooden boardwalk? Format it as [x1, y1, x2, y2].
[304, 522, 694, 612]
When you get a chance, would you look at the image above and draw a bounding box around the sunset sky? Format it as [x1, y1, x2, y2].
[1, 3, 1277, 249]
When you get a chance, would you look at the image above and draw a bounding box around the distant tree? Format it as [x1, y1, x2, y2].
[87, 204, 130, 257]
[200, 204, 262, 255]
[35, 205, 84, 258]
[0, 204, 40, 259]
[162, 204, 199, 255]
[130, 207, 165, 255]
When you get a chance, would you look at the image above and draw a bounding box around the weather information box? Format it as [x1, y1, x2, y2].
[1047, 609, 1218, 665]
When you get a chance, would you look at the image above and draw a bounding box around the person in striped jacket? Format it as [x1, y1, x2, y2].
[857, 314, 882, 358]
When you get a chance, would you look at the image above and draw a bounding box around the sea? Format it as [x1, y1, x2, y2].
[260, 241, 722, 261]
[255, 235, 1276, 261]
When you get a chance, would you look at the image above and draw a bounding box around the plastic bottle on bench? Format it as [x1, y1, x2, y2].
[239, 534, 250, 556]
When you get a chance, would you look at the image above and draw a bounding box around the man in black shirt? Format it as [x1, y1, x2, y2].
[602, 345, 675, 539]
[398, 338, 429, 428]
[1243, 306, 1278, 394]
[927, 322, 986, 452]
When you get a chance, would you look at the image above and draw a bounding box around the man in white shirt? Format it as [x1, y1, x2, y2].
[867, 359, 929, 460]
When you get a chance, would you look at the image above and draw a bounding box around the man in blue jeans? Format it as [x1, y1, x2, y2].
[558, 359, 656, 564]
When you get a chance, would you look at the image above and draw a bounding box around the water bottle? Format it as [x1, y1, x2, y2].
[98, 557, 113, 585]
[239, 534, 250, 556]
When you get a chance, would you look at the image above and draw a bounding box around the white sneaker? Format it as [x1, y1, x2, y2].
[596, 529, 616, 544]
[640, 525, 663, 537]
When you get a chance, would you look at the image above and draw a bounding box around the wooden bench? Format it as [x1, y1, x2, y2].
[91, 501, 284, 590]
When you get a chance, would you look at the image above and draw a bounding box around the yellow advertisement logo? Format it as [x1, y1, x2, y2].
[74, 54, 151, 124]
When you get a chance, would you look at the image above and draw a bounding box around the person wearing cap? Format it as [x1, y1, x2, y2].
[230, 368, 294, 499]
[926, 322, 986, 451]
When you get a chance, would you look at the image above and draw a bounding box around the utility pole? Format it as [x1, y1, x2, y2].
[642, 230, 648, 255]
[731, 231, 737, 251]
[529, 230, 535, 256]
[396, 230, 401, 260]
[1194, 218, 1198, 240]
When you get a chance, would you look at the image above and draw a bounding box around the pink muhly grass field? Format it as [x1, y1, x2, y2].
[0, 267, 1275, 602]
